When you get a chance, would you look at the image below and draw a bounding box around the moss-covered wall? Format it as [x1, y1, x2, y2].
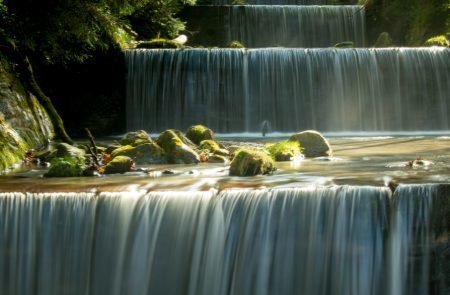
[365, 0, 449, 46]
[0, 53, 54, 171]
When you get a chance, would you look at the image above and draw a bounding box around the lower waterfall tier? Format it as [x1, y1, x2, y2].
[0, 185, 449, 295]
[126, 48, 450, 133]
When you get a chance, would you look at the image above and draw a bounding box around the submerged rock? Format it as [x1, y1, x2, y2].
[111, 142, 165, 164]
[185, 125, 215, 145]
[229, 149, 274, 176]
[208, 154, 229, 164]
[120, 130, 153, 146]
[289, 130, 332, 158]
[157, 130, 200, 164]
[104, 156, 134, 174]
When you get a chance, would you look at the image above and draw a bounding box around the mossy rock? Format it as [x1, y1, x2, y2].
[229, 149, 274, 177]
[185, 125, 215, 145]
[157, 130, 200, 164]
[45, 157, 85, 177]
[374, 32, 394, 47]
[105, 144, 122, 154]
[334, 42, 354, 48]
[228, 41, 245, 48]
[199, 139, 220, 152]
[136, 39, 181, 49]
[208, 154, 229, 164]
[288, 130, 332, 158]
[424, 35, 449, 47]
[111, 142, 165, 164]
[120, 130, 153, 146]
[104, 156, 134, 174]
[265, 141, 302, 161]
[55, 143, 85, 160]
[214, 148, 230, 156]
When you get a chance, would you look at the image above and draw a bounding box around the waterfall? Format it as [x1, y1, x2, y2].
[1, 186, 448, 295]
[225, 5, 365, 47]
[211, 0, 341, 5]
[184, 5, 365, 48]
[126, 47, 450, 133]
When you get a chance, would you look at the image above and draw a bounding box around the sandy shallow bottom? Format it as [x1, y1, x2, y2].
[1, 136, 450, 192]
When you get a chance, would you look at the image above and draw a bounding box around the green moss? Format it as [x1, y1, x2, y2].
[185, 125, 215, 145]
[229, 149, 274, 177]
[374, 32, 394, 47]
[157, 130, 200, 164]
[424, 35, 449, 46]
[136, 39, 181, 49]
[120, 130, 153, 146]
[228, 41, 245, 48]
[199, 140, 220, 152]
[334, 42, 354, 48]
[104, 156, 134, 174]
[265, 141, 302, 162]
[111, 142, 165, 164]
[45, 157, 85, 177]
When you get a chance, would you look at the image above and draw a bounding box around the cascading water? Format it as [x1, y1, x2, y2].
[211, 0, 341, 5]
[224, 5, 365, 47]
[0, 186, 448, 295]
[126, 47, 450, 133]
[184, 5, 365, 48]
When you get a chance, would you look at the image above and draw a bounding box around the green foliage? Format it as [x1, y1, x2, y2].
[265, 141, 302, 162]
[366, 0, 448, 46]
[45, 156, 85, 177]
[373, 32, 394, 47]
[1, 0, 196, 64]
[232, 0, 247, 5]
[228, 41, 245, 48]
[136, 39, 181, 49]
[424, 35, 449, 46]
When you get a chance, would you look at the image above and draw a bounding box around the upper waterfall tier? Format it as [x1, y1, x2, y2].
[182, 5, 366, 48]
[210, 0, 354, 4]
[126, 48, 450, 133]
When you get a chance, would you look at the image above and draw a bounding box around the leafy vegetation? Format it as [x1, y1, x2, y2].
[45, 157, 85, 177]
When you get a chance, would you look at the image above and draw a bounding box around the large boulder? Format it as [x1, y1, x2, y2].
[111, 142, 165, 164]
[288, 130, 332, 158]
[45, 157, 85, 177]
[104, 156, 134, 174]
[120, 130, 153, 146]
[55, 143, 86, 159]
[157, 130, 200, 164]
[229, 149, 274, 176]
[185, 125, 215, 145]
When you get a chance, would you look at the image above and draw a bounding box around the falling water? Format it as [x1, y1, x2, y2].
[0, 186, 448, 294]
[126, 47, 450, 133]
[210, 0, 342, 5]
[224, 5, 365, 47]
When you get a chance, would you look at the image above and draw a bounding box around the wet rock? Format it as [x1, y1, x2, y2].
[55, 143, 86, 160]
[162, 169, 176, 175]
[111, 143, 165, 164]
[157, 130, 200, 164]
[45, 157, 85, 177]
[208, 155, 229, 164]
[229, 149, 274, 176]
[120, 130, 153, 146]
[199, 139, 220, 152]
[104, 156, 134, 174]
[214, 148, 230, 157]
[105, 144, 121, 154]
[185, 125, 215, 145]
[289, 130, 332, 158]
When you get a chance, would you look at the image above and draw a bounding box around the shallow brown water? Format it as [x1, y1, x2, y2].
[1, 136, 450, 192]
